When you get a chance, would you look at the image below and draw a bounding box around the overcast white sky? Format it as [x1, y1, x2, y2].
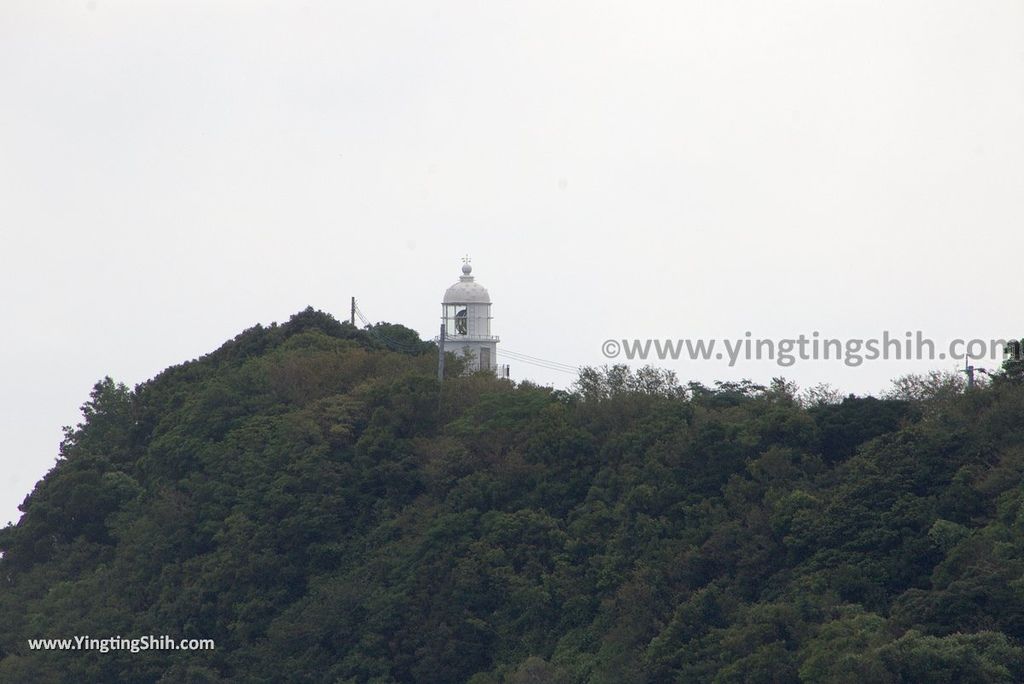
[2, 1, 1023, 525]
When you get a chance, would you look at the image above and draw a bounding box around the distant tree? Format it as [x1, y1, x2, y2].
[799, 382, 844, 408]
[809, 396, 912, 462]
[364, 321, 433, 355]
[59, 376, 134, 462]
[767, 377, 800, 405]
[572, 364, 684, 401]
[884, 370, 966, 402]
[505, 656, 569, 684]
[999, 338, 1024, 383]
[879, 630, 1024, 683]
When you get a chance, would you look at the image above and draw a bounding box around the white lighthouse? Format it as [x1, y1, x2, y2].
[440, 258, 507, 376]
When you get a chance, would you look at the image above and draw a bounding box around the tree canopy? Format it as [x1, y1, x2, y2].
[2, 309, 1024, 683]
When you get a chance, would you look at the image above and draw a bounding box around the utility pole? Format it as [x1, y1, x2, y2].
[350, 297, 356, 326]
[437, 323, 446, 382]
[962, 358, 989, 390]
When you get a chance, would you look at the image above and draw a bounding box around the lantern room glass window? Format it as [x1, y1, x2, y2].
[443, 304, 468, 336]
[443, 303, 492, 338]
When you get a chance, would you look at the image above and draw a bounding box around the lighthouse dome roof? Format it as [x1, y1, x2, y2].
[442, 262, 491, 304]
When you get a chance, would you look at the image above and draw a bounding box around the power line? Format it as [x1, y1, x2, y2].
[497, 350, 579, 375]
[498, 352, 575, 372]
[498, 358, 577, 375]
[500, 348, 579, 373]
[501, 347, 578, 368]
[352, 303, 426, 353]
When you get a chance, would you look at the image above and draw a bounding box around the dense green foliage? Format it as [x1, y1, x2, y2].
[2, 310, 1024, 682]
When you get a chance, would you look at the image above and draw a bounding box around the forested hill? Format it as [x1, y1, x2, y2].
[2, 309, 1024, 683]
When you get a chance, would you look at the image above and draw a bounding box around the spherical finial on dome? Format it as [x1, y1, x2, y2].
[444, 255, 490, 304]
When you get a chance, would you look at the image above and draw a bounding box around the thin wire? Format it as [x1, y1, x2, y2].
[497, 359, 577, 375]
[353, 304, 425, 353]
[500, 347, 578, 370]
[500, 348, 579, 372]
[497, 352, 579, 375]
[499, 352, 575, 372]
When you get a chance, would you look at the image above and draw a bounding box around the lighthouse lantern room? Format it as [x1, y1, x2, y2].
[441, 258, 506, 376]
